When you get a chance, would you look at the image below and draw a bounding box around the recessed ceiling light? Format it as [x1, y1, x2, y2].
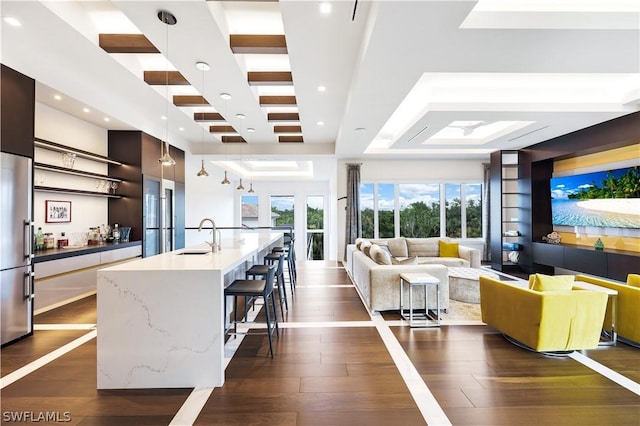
[220, 93, 232, 100]
[104, 117, 111, 122]
[83, 107, 90, 113]
[317, 121, 324, 126]
[4, 17, 21, 27]
[236, 113, 246, 119]
[195, 61, 210, 71]
[247, 128, 255, 133]
[317, 85, 326, 92]
[161, 115, 167, 120]
[355, 127, 366, 132]
[319, 2, 332, 14]
[54, 94, 62, 101]
[179, 127, 185, 131]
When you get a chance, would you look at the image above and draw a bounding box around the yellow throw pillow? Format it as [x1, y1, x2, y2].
[439, 240, 459, 258]
[627, 274, 640, 288]
[530, 273, 574, 292]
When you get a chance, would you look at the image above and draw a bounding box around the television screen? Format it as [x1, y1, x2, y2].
[550, 166, 640, 228]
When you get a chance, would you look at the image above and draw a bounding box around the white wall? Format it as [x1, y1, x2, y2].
[336, 158, 485, 260]
[34, 103, 109, 239]
[184, 155, 339, 260]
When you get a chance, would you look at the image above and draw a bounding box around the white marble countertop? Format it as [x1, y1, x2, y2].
[99, 231, 283, 274]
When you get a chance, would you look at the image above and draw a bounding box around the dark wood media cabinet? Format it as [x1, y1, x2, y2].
[532, 242, 638, 282]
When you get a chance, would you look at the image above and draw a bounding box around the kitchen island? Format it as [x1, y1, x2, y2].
[96, 231, 283, 389]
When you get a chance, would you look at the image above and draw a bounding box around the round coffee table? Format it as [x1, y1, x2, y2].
[448, 267, 499, 304]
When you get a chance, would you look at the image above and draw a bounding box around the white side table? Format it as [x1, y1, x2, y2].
[573, 281, 618, 346]
[399, 272, 440, 328]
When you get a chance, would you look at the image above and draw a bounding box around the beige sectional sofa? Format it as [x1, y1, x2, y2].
[345, 237, 481, 313]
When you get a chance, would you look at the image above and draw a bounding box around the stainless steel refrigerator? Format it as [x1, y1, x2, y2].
[1, 152, 34, 346]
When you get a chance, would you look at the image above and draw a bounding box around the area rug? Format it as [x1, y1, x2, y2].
[440, 299, 481, 321]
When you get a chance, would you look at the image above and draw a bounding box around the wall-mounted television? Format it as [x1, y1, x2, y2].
[550, 166, 640, 229]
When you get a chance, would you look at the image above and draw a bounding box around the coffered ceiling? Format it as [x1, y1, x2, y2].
[2, 0, 639, 169]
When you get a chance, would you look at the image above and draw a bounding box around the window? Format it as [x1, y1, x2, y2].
[306, 195, 324, 260]
[270, 196, 294, 227]
[241, 195, 259, 228]
[361, 182, 483, 239]
[465, 184, 482, 238]
[377, 183, 395, 238]
[360, 183, 374, 239]
[445, 183, 462, 238]
[399, 184, 440, 237]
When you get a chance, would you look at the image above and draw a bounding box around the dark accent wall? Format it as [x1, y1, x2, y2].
[1, 64, 35, 158]
[519, 112, 640, 278]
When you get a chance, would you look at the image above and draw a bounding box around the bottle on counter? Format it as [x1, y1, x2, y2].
[35, 227, 44, 251]
[44, 233, 55, 249]
[57, 232, 69, 248]
[112, 223, 120, 243]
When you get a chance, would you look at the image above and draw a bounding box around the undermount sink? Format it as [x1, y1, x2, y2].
[177, 249, 210, 255]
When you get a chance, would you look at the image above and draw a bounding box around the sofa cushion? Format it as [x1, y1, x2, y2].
[439, 240, 459, 258]
[360, 240, 372, 256]
[406, 237, 446, 257]
[391, 256, 418, 265]
[355, 238, 365, 250]
[416, 257, 469, 267]
[530, 274, 574, 292]
[370, 245, 392, 265]
[371, 238, 408, 257]
[627, 274, 640, 288]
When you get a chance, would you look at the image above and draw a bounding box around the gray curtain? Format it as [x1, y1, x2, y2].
[482, 163, 491, 262]
[344, 163, 361, 260]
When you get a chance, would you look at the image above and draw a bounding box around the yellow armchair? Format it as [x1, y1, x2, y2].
[479, 276, 608, 352]
[576, 274, 640, 345]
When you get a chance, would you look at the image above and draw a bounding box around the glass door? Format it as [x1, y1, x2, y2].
[143, 177, 160, 257]
[164, 188, 174, 253]
[306, 195, 324, 260]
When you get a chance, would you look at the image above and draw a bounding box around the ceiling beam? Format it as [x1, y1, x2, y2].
[260, 96, 297, 106]
[209, 125, 237, 133]
[144, 71, 189, 85]
[279, 136, 304, 143]
[99, 34, 159, 54]
[267, 112, 300, 122]
[173, 96, 208, 107]
[221, 136, 246, 143]
[274, 125, 302, 133]
[194, 112, 224, 122]
[230, 35, 287, 54]
[248, 71, 293, 86]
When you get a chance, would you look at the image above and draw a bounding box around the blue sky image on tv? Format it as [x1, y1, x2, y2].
[550, 167, 640, 228]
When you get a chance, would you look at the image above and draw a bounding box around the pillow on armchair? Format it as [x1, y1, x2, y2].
[529, 273, 574, 292]
[627, 274, 640, 288]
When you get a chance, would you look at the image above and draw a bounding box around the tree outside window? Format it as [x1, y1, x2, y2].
[399, 184, 440, 237]
[360, 183, 374, 238]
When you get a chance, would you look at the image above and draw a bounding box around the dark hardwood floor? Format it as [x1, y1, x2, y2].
[1, 260, 638, 425]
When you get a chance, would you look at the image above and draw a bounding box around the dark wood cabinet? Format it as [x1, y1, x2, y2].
[532, 242, 636, 281]
[1, 64, 34, 158]
[108, 131, 184, 256]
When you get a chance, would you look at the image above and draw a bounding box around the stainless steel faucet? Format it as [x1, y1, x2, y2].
[198, 218, 221, 253]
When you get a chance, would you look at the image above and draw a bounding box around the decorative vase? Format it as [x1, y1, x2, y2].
[508, 251, 520, 264]
[594, 238, 604, 250]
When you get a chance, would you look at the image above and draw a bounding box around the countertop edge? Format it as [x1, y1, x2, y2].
[33, 241, 142, 263]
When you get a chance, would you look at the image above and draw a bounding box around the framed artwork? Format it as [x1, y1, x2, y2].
[45, 200, 72, 223]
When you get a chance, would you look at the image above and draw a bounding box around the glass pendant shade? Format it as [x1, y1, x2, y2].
[221, 170, 231, 184]
[196, 159, 209, 176]
[248, 182, 255, 193]
[159, 141, 176, 166]
[237, 179, 245, 191]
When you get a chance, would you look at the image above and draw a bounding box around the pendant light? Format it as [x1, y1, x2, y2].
[220, 93, 231, 184]
[158, 10, 177, 167]
[196, 61, 210, 177]
[247, 127, 255, 193]
[236, 113, 246, 191]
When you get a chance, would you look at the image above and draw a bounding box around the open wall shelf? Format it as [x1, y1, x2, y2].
[35, 138, 123, 165]
[34, 163, 122, 182]
[35, 185, 122, 199]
